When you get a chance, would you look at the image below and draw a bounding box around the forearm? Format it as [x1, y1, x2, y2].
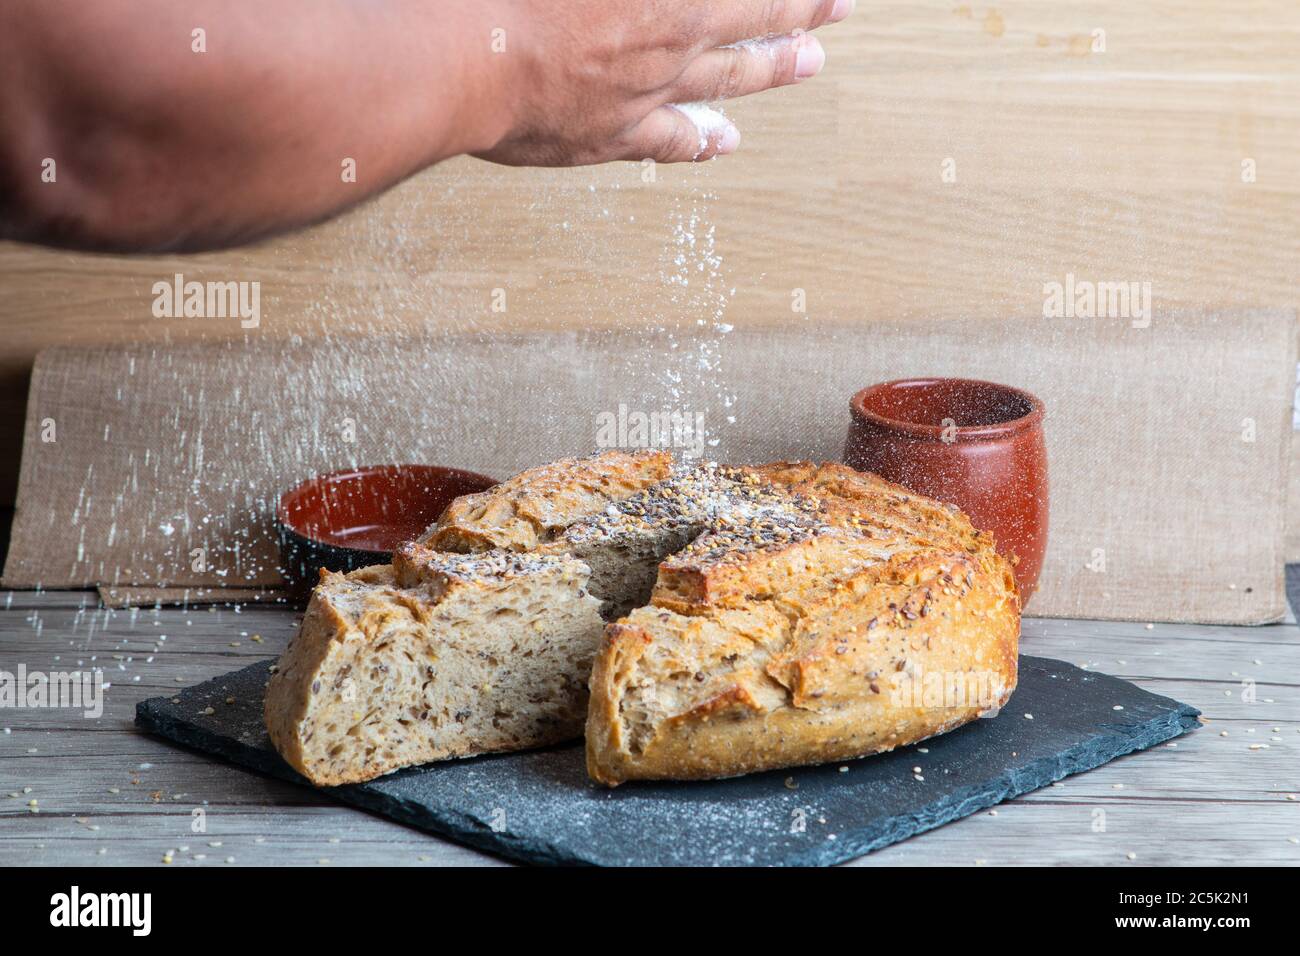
[0, 0, 512, 251]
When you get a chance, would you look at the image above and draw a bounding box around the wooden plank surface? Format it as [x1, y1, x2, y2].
[1, 591, 1296, 866]
[0, 0, 1297, 506]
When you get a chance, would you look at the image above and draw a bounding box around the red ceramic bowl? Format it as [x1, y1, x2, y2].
[844, 378, 1048, 602]
[276, 465, 497, 601]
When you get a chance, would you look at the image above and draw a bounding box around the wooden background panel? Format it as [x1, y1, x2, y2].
[1, 1, 1298, 506]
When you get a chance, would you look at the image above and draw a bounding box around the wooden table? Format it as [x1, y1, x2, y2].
[2, 588, 1297, 867]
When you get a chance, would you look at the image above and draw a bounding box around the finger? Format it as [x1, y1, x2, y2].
[615, 104, 741, 164]
[709, 0, 853, 46]
[673, 32, 824, 103]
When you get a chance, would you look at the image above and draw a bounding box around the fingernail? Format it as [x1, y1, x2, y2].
[829, 0, 855, 22]
[717, 124, 742, 155]
[795, 35, 826, 80]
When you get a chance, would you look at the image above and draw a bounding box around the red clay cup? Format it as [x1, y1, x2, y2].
[844, 378, 1048, 602]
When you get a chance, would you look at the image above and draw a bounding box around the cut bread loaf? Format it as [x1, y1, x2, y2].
[264, 549, 603, 786]
[265, 451, 1020, 787]
[583, 460, 1019, 784]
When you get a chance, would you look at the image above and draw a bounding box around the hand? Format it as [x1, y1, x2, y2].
[474, 0, 853, 167]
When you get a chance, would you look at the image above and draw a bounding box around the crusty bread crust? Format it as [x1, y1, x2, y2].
[420, 449, 672, 552]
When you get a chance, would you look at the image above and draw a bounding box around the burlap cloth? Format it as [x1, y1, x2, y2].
[4, 314, 1293, 624]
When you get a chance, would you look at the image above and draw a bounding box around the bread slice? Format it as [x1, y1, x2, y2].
[264, 546, 603, 786]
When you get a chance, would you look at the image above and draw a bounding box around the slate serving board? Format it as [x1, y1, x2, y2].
[136, 656, 1199, 866]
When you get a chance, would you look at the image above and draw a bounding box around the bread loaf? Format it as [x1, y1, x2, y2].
[265, 452, 1020, 787]
[583, 461, 1019, 784]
